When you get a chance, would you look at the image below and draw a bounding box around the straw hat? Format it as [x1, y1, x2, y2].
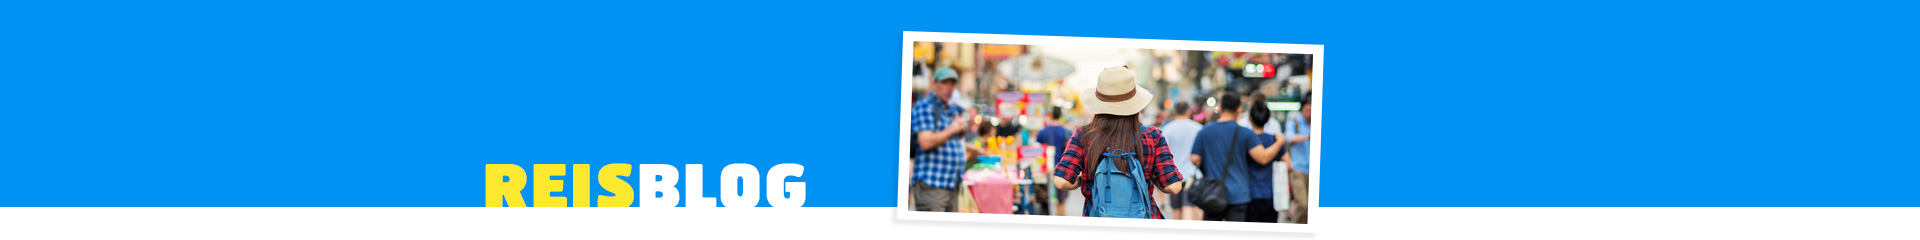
[1079, 66, 1153, 116]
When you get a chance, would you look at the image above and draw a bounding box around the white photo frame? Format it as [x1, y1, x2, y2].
[899, 31, 1323, 233]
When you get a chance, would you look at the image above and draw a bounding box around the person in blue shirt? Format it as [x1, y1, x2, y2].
[1033, 106, 1073, 216]
[1189, 93, 1260, 222]
[1244, 93, 1284, 223]
[1280, 92, 1312, 223]
[909, 67, 974, 212]
[1035, 106, 1073, 163]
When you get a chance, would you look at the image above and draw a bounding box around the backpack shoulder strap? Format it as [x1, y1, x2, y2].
[1124, 126, 1146, 174]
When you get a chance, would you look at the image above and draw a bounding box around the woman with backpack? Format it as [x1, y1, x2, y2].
[1050, 66, 1186, 219]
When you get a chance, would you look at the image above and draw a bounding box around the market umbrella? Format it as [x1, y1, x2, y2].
[996, 54, 1076, 83]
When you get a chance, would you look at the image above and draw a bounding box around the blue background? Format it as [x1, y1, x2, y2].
[3, 1, 1916, 207]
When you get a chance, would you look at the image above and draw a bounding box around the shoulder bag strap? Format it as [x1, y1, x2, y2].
[1228, 126, 1239, 178]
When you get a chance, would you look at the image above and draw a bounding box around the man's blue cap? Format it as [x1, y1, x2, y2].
[934, 67, 959, 82]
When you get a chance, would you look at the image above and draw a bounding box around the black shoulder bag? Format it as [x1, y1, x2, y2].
[1185, 127, 1237, 213]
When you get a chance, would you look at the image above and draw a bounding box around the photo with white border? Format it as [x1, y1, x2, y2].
[898, 31, 1323, 233]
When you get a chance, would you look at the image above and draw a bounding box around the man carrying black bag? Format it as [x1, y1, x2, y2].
[1187, 93, 1260, 222]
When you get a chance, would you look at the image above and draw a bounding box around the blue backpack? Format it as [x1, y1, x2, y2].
[1086, 137, 1151, 218]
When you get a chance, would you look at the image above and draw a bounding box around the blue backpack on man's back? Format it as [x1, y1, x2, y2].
[1086, 140, 1152, 219]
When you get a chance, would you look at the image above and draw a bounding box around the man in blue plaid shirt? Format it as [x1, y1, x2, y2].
[911, 67, 973, 212]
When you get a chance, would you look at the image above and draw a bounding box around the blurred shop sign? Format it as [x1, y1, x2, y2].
[1242, 63, 1277, 78]
[981, 44, 1025, 61]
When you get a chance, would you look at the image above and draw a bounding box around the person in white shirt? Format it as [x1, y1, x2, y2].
[1158, 102, 1205, 220]
[1238, 109, 1282, 135]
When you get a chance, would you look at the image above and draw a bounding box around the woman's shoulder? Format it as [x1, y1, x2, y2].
[1141, 126, 1166, 139]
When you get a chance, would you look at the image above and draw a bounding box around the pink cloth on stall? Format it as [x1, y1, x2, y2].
[964, 170, 1015, 214]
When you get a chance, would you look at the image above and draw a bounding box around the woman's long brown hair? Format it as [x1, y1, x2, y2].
[1080, 113, 1142, 180]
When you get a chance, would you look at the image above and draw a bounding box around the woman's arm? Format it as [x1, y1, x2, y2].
[1250, 134, 1283, 164]
[1052, 175, 1078, 189]
[1051, 133, 1085, 190]
[1152, 131, 1184, 194]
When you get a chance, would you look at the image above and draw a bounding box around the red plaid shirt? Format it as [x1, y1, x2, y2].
[1052, 125, 1184, 219]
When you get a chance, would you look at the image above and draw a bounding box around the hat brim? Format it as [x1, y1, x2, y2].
[1080, 85, 1154, 116]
